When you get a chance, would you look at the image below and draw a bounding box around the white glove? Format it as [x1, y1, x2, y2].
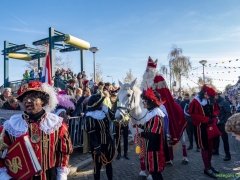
[56, 167, 70, 180]
[1, 149, 8, 159]
[0, 167, 12, 180]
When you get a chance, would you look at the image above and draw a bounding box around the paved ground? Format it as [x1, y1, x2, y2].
[68, 134, 240, 180]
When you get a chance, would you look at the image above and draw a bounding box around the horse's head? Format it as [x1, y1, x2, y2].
[115, 78, 141, 122]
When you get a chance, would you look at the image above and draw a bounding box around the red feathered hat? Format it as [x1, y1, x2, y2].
[17, 81, 44, 98]
[147, 56, 158, 69]
[201, 84, 216, 96]
[17, 81, 58, 112]
[143, 88, 161, 106]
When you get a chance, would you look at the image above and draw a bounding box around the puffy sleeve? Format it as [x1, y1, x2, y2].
[56, 122, 73, 168]
[84, 116, 100, 149]
[0, 126, 13, 180]
[189, 99, 209, 124]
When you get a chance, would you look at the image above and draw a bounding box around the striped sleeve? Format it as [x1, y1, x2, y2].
[56, 122, 73, 168]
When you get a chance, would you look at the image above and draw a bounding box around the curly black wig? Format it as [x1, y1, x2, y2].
[141, 91, 160, 111]
[18, 91, 50, 106]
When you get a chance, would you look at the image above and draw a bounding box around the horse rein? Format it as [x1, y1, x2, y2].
[116, 91, 147, 122]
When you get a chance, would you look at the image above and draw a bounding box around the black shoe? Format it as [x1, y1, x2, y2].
[124, 153, 129, 160]
[204, 168, 217, 179]
[212, 149, 219, 155]
[117, 153, 121, 160]
[223, 155, 231, 161]
[210, 166, 220, 174]
[187, 145, 193, 150]
[196, 148, 200, 152]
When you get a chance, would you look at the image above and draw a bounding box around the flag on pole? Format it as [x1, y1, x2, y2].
[41, 51, 52, 85]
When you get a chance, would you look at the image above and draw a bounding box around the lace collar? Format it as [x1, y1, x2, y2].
[86, 105, 108, 120]
[195, 95, 208, 106]
[3, 113, 63, 137]
[145, 107, 165, 122]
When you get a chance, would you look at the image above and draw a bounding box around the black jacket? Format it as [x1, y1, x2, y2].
[217, 96, 232, 124]
[180, 99, 190, 110]
[1, 102, 20, 110]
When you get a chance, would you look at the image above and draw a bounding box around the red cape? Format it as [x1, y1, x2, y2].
[152, 75, 187, 145]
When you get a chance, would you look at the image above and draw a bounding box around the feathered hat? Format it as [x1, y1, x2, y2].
[142, 88, 161, 106]
[201, 84, 216, 96]
[146, 56, 158, 69]
[56, 92, 75, 110]
[17, 81, 58, 112]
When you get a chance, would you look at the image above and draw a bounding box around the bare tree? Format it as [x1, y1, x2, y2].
[225, 84, 232, 92]
[90, 63, 104, 83]
[123, 69, 135, 83]
[198, 76, 217, 91]
[25, 46, 73, 71]
[25, 55, 72, 71]
[168, 45, 192, 96]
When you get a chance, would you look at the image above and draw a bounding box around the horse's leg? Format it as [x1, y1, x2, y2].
[181, 129, 189, 165]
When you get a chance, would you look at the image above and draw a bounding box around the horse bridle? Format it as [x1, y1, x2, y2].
[117, 91, 147, 122]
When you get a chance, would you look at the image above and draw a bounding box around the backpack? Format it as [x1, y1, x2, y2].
[184, 103, 192, 122]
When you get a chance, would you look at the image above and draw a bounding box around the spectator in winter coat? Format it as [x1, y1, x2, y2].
[213, 94, 232, 161]
[66, 79, 77, 97]
[2, 97, 20, 110]
[181, 93, 200, 151]
[0, 88, 12, 108]
[175, 96, 182, 105]
[30, 69, 35, 79]
[23, 70, 30, 80]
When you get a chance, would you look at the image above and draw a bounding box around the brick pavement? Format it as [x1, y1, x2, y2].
[68, 134, 240, 180]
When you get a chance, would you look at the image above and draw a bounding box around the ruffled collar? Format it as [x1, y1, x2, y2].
[86, 105, 108, 120]
[146, 107, 165, 122]
[3, 113, 63, 137]
[195, 95, 208, 106]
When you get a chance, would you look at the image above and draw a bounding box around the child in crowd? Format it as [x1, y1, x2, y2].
[75, 88, 82, 101]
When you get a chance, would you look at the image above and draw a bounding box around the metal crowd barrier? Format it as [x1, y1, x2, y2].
[66, 116, 84, 149]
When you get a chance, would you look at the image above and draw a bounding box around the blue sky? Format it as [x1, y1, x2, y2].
[0, 0, 240, 91]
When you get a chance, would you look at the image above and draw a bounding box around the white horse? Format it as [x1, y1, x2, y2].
[115, 79, 149, 177]
[115, 79, 189, 178]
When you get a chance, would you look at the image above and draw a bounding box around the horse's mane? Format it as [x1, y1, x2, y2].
[118, 82, 142, 96]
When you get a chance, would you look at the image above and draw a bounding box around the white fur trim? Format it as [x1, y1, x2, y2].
[86, 105, 108, 120]
[195, 95, 208, 106]
[145, 107, 165, 122]
[41, 83, 58, 112]
[3, 113, 63, 137]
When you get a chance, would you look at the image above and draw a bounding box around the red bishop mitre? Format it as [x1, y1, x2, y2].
[147, 56, 158, 69]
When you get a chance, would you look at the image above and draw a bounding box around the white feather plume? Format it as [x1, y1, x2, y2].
[40, 83, 58, 112]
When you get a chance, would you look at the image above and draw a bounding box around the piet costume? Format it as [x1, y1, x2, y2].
[84, 94, 115, 180]
[145, 57, 187, 163]
[189, 85, 220, 179]
[138, 88, 166, 180]
[0, 82, 73, 180]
